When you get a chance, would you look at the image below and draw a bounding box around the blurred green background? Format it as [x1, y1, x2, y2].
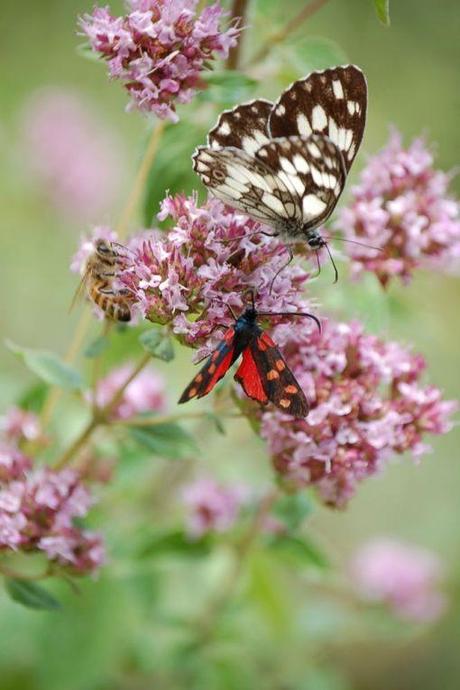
[0, 0, 459, 688]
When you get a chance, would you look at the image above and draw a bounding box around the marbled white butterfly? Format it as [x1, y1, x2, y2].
[193, 65, 367, 256]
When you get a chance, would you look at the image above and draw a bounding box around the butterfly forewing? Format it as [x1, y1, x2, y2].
[207, 99, 273, 155]
[268, 65, 367, 172]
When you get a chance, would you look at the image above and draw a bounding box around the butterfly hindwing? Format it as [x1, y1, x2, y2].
[268, 65, 367, 172]
[178, 328, 241, 403]
[207, 99, 273, 155]
[192, 146, 297, 226]
[234, 331, 309, 418]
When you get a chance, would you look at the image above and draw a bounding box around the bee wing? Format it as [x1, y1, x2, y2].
[69, 265, 91, 314]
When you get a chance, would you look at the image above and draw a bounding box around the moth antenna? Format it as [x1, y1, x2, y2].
[257, 310, 321, 334]
[269, 245, 294, 295]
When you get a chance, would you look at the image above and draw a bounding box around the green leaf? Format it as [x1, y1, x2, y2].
[277, 37, 347, 83]
[139, 328, 174, 362]
[17, 381, 48, 412]
[138, 530, 212, 559]
[273, 494, 313, 531]
[6, 341, 83, 390]
[266, 535, 329, 570]
[128, 422, 197, 459]
[143, 121, 208, 226]
[374, 0, 390, 25]
[200, 70, 258, 106]
[83, 335, 110, 359]
[5, 578, 61, 611]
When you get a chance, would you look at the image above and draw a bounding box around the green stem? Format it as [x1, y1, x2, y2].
[226, 0, 250, 70]
[191, 488, 279, 648]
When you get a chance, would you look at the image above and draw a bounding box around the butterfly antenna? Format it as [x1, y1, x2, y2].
[323, 241, 338, 284]
[269, 245, 293, 296]
[327, 236, 383, 252]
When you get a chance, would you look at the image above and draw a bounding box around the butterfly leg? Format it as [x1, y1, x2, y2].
[268, 245, 293, 295]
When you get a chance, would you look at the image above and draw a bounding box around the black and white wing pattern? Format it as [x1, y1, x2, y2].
[192, 65, 367, 242]
[268, 65, 367, 171]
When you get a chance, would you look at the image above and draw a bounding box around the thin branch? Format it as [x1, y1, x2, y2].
[116, 121, 166, 239]
[53, 353, 151, 470]
[191, 488, 279, 648]
[40, 123, 165, 430]
[226, 0, 250, 70]
[247, 0, 331, 67]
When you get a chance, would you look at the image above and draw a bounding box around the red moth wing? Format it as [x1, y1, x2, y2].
[178, 328, 237, 403]
[233, 347, 269, 404]
[249, 335, 309, 418]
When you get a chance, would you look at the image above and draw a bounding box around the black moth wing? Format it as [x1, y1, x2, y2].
[269, 65, 367, 173]
[192, 146, 298, 226]
[207, 99, 273, 155]
[235, 330, 309, 418]
[178, 327, 243, 404]
[254, 134, 347, 230]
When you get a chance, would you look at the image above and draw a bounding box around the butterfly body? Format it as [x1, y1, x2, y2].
[193, 65, 367, 248]
[179, 306, 312, 418]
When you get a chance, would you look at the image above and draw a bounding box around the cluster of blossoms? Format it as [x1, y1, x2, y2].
[88, 363, 167, 419]
[181, 476, 249, 538]
[350, 538, 446, 622]
[73, 194, 313, 358]
[261, 318, 457, 507]
[80, 0, 240, 121]
[0, 408, 105, 575]
[21, 88, 124, 221]
[338, 130, 460, 286]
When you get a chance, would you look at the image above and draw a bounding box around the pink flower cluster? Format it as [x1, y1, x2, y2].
[121, 194, 311, 358]
[0, 407, 41, 443]
[80, 0, 240, 121]
[350, 538, 447, 622]
[21, 88, 124, 221]
[260, 319, 457, 507]
[338, 130, 460, 286]
[181, 476, 249, 537]
[0, 412, 105, 575]
[88, 363, 167, 419]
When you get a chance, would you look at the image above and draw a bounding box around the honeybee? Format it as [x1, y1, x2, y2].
[71, 239, 134, 322]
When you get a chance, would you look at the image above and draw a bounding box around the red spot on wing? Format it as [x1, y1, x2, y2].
[203, 348, 234, 394]
[257, 332, 276, 351]
[234, 347, 268, 404]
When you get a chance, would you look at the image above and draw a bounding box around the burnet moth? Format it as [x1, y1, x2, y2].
[178, 293, 320, 418]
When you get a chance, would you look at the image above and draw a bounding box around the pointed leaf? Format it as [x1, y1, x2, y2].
[6, 341, 83, 390]
[128, 422, 197, 459]
[139, 329, 174, 362]
[266, 535, 329, 570]
[273, 494, 313, 531]
[374, 0, 390, 25]
[5, 578, 61, 611]
[83, 335, 110, 358]
[138, 530, 212, 559]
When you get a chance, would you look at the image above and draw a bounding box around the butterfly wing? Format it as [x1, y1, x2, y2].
[192, 145, 298, 227]
[178, 327, 243, 403]
[234, 331, 309, 418]
[268, 65, 367, 172]
[207, 99, 273, 155]
[255, 134, 346, 230]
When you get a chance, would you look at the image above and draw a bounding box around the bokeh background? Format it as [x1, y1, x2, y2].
[0, 0, 459, 688]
